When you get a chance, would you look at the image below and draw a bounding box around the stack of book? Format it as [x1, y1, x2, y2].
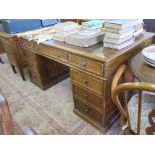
[103, 20, 143, 50]
[53, 22, 79, 41]
[65, 31, 105, 47]
[81, 19, 105, 35]
[64, 20, 105, 47]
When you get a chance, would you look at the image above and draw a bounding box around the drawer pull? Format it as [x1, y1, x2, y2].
[81, 62, 86, 68]
[82, 80, 88, 85]
[84, 94, 88, 98]
[84, 108, 89, 114]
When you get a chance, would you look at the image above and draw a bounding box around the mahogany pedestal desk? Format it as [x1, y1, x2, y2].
[17, 32, 155, 132]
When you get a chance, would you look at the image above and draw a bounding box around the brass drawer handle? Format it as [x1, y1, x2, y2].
[82, 80, 87, 85]
[81, 62, 86, 68]
[84, 94, 88, 98]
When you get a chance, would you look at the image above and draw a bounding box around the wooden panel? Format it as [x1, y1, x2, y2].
[71, 70, 104, 95]
[69, 54, 103, 75]
[24, 58, 39, 73]
[57, 62, 69, 74]
[2, 43, 15, 64]
[73, 84, 103, 109]
[74, 98, 102, 124]
[0, 42, 4, 54]
[20, 47, 37, 60]
[29, 69, 43, 84]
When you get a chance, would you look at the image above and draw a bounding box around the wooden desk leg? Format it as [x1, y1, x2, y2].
[11, 64, 17, 74]
[0, 57, 4, 64]
[11, 64, 26, 81]
[19, 67, 26, 81]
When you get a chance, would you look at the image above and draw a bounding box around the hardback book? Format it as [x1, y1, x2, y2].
[105, 29, 134, 39]
[134, 22, 143, 31]
[104, 39, 134, 50]
[54, 22, 79, 32]
[55, 29, 79, 35]
[82, 19, 105, 27]
[105, 26, 135, 34]
[104, 19, 143, 30]
[104, 35, 133, 44]
[53, 29, 79, 41]
[65, 31, 105, 47]
[81, 24, 103, 30]
[78, 28, 102, 36]
[53, 34, 66, 41]
[134, 28, 144, 37]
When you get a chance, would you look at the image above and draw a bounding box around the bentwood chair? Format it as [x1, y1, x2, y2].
[0, 90, 36, 135]
[111, 64, 155, 135]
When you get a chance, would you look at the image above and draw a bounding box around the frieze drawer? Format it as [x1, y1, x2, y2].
[38, 44, 68, 62]
[69, 54, 103, 76]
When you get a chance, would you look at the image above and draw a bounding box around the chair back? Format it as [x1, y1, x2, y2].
[111, 65, 155, 134]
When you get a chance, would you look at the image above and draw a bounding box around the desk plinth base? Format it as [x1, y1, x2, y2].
[74, 108, 106, 133]
[74, 108, 119, 134]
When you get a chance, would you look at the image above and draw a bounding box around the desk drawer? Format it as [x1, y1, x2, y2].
[69, 54, 103, 75]
[39, 45, 68, 62]
[20, 48, 37, 60]
[74, 98, 102, 124]
[71, 70, 103, 95]
[29, 70, 43, 83]
[73, 84, 103, 109]
[0, 37, 10, 45]
[55, 48, 68, 62]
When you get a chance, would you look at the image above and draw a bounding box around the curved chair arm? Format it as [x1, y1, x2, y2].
[111, 64, 127, 118]
[0, 94, 14, 135]
[22, 126, 37, 135]
[112, 82, 155, 118]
